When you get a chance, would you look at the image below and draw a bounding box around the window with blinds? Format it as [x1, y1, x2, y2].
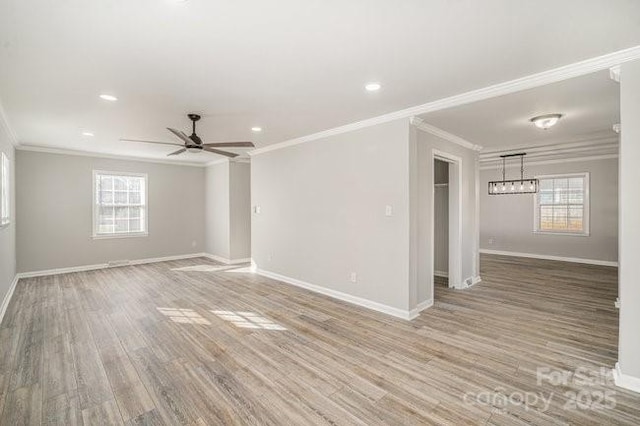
[93, 171, 148, 238]
[534, 173, 589, 235]
[1, 152, 9, 227]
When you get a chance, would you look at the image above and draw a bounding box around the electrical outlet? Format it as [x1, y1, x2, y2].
[385, 205, 393, 217]
[253, 205, 261, 214]
[350, 272, 357, 283]
[488, 237, 495, 245]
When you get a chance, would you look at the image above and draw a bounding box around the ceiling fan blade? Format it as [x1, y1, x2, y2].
[120, 138, 184, 147]
[167, 128, 194, 145]
[167, 148, 187, 156]
[203, 141, 255, 148]
[203, 147, 239, 158]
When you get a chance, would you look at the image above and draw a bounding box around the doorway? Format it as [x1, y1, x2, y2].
[431, 149, 463, 301]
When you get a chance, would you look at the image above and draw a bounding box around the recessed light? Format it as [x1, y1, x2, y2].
[251, 127, 262, 132]
[82, 132, 95, 137]
[365, 82, 381, 92]
[530, 113, 562, 130]
[99, 94, 118, 102]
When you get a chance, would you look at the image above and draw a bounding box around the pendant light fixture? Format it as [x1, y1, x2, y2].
[488, 153, 538, 195]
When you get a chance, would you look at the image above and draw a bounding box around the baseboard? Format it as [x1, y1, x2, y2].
[479, 249, 618, 267]
[202, 253, 252, 265]
[256, 269, 415, 320]
[613, 362, 640, 394]
[408, 299, 434, 320]
[434, 270, 448, 278]
[0, 275, 20, 326]
[17, 253, 207, 279]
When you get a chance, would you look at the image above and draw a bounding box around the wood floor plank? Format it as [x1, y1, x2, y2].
[1, 254, 639, 424]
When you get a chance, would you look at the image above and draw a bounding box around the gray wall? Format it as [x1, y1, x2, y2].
[229, 162, 251, 260]
[410, 128, 480, 305]
[480, 157, 618, 263]
[16, 150, 205, 272]
[205, 161, 230, 259]
[252, 119, 411, 311]
[0, 125, 16, 307]
[618, 59, 640, 380]
[204, 161, 251, 261]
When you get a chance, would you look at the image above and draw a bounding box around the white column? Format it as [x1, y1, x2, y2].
[614, 59, 640, 393]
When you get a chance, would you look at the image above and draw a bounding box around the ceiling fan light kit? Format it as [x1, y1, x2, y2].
[121, 113, 255, 158]
[488, 153, 539, 195]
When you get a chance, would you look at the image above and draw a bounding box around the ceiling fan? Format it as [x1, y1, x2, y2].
[120, 114, 255, 157]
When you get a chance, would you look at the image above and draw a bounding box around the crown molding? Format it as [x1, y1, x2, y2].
[480, 153, 618, 170]
[410, 117, 483, 151]
[610, 65, 621, 83]
[480, 135, 619, 158]
[0, 100, 19, 147]
[249, 45, 640, 157]
[16, 145, 208, 167]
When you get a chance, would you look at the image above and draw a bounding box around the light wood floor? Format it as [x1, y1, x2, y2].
[1, 254, 639, 425]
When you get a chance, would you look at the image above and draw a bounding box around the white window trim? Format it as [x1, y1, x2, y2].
[92, 170, 149, 239]
[0, 152, 9, 229]
[533, 172, 590, 237]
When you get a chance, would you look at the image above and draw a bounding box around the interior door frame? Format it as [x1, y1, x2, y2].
[431, 149, 463, 297]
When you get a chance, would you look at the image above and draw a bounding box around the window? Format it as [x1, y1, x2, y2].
[534, 173, 589, 235]
[0, 152, 9, 227]
[93, 171, 148, 238]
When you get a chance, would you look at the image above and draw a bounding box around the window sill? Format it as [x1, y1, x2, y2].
[533, 230, 590, 237]
[92, 232, 148, 240]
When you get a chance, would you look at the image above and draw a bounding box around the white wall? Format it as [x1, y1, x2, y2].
[0, 123, 16, 313]
[617, 59, 640, 385]
[480, 158, 618, 263]
[16, 150, 205, 272]
[410, 127, 480, 306]
[205, 161, 230, 259]
[252, 119, 412, 311]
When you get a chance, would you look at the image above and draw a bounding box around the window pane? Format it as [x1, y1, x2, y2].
[128, 178, 140, 191]
[115, 207, 128, 219]
[553, 206, 568, 229]
[100, 176, 113, 190]
[539, 179, 553, 191]
[95, 173, 146, 236]
[554, 179, 568, 203]
[568, 177, 583, 189]
[114, 177, 126, 190]
[539, 190, 553, 204]
[114, 191, 128, 204]
[100, 190, 113, 204]
[115, 219, 128, 233]
[129, 191, 141, 204]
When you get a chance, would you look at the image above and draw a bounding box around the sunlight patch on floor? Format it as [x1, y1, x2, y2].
[157, 307, 211, 325]
[211, 310, 286, 330]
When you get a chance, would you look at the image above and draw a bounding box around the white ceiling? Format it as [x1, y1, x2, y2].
[1, 0, 639, 163]
[421, 70, 620, 150]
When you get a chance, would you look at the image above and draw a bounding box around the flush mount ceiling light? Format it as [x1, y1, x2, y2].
[99, 94, 118, 102]
[251, 127, 262, 132]
[365, 82, 381, 92]
[530, 113, 562, 130]
[82, 132, 94, 137]
[488, 153, 538, 195]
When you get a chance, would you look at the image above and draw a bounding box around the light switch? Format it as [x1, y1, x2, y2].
[254, 206, 261, 214]
[385, 205, 393, 216]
